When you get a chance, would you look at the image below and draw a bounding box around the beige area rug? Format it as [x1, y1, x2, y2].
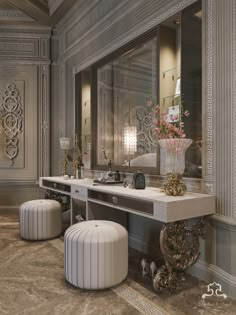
[1, 215, 236, 315]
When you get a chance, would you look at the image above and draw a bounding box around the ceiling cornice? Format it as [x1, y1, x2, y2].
[6, 0, 51, 25]
[0, 0, 78, 27]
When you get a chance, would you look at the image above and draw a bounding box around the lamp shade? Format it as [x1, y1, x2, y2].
[60, 137, 70, 150]
[123, 126, 137, 155]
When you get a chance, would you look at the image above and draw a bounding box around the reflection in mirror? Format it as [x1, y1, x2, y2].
[81, 70, 91, 169]
[160, 13, 181, 113]
[182, 1, 202, 178]
[97, 37, 158, 168]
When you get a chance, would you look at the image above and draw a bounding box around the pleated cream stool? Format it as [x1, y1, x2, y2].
[64, 220, 128, 289]
[19, 199, 62, 240]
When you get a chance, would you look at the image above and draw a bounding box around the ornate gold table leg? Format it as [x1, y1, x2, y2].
[153, 217, 208, 291]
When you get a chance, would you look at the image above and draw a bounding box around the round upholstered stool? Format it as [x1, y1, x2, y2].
[19, 199, 62, 240]
[64, 220, 128, 289]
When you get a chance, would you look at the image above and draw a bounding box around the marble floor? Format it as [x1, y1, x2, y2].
[1, 213, 236, 315]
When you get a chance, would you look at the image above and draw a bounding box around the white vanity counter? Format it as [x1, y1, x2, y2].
[39, 176, 215, 223]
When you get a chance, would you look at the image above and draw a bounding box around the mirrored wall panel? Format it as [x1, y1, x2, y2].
[96, 37, 158, 168]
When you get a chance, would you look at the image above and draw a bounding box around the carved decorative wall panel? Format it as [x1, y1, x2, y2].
[0, 83, 23, 165]
[0, 38, 38, 57]
[0, 9, 33, 21]
[0, 37, 50, 60]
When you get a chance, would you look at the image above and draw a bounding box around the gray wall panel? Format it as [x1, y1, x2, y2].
[0, 27, 51, 208]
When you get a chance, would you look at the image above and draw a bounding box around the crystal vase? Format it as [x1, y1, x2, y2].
[158, 138, 192, 196]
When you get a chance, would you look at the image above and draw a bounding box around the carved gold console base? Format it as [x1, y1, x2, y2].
[153, 217, 208, 292]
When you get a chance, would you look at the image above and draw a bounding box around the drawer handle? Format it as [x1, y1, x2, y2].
[75, 190, 80, 193]
[112, 196, 118, 204]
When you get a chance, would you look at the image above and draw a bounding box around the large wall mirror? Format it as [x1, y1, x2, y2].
[76, 0, 202, 178]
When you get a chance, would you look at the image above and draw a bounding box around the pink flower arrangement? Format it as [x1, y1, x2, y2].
[147, 101, 190, 139]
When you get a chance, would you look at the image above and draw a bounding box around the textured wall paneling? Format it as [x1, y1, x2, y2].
[0, 35, 50, 61]
[0, 38, 39, 58]
[50, 61, 70, 176]
[213, 0, 234, 217]
[190, 1, 236, 297]
[54, 0, 198, 72]
[201, 0, 214, 195]
[0, 28, 51, 209]
[190, 216, 236, 297]
[38, 64, 50, 177]
[0, 9, 34, 22]
[51, 64, 62, 175]
[233, 0, 236, 218]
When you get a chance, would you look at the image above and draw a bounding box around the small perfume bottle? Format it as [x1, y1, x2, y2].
[115, 170, 120, 181]
[80, 163, 84, 179]
[76, 167, 79, 179]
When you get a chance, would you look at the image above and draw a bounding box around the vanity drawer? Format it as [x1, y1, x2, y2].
[42, 180, 71, 193]
[71, 185, 88, 200]
[88, 189, 153, 216]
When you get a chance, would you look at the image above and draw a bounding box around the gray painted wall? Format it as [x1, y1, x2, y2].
[0, 26, 51, 208]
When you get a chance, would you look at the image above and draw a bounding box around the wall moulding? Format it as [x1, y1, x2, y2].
[64, 0, 129, 53]
[190, 259, 236, 297]
[0, 27, 51, 36]
[53, 0, 198, 68]
[233, 0, 236, 218]
[38, 64, 50, 177]
[0, 9, 34, 21]
[0, 37, 50, 60]
[0, 38, 38, 57]
[211, 214, 236, 232]
[205, 0, 214, 183]
[0, 60, 51, 65]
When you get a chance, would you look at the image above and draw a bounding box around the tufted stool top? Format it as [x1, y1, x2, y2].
[64, 220, 128, 289]
[65, 220, 127, 241]
[19, 199, 62, 240]
[21, 199, 61, 209]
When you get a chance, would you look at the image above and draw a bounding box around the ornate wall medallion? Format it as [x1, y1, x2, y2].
[0, 83, 23, 165]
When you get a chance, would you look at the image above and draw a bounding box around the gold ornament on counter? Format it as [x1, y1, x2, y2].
[163, 174, 187, 196]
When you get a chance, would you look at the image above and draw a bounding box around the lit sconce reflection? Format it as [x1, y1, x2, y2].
[60, 137, 70, 176]
[123, 126, 137, 166]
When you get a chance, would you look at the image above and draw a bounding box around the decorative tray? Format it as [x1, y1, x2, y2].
[93, 180, 123, 185]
